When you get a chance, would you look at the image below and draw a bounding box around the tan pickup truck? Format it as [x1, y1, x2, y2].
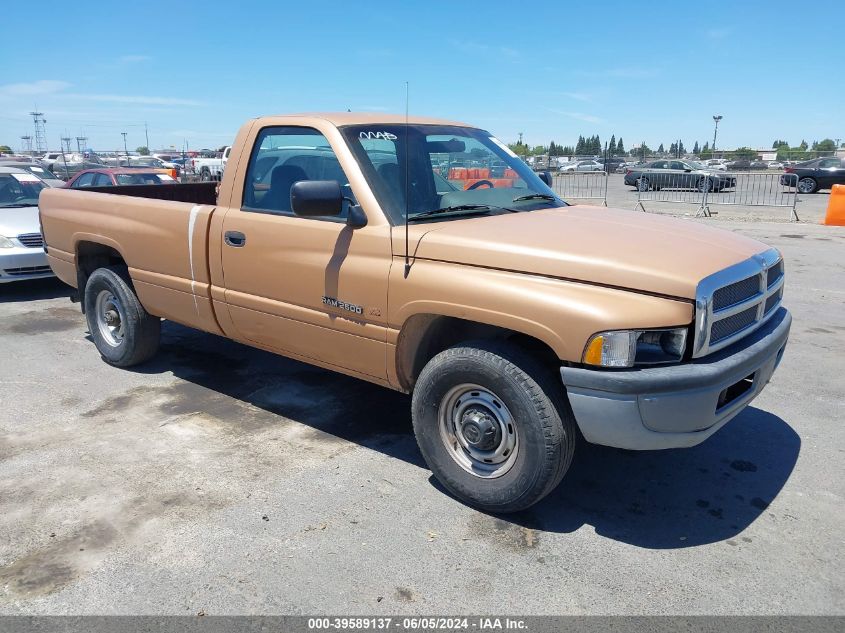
[40, 113, 791, 512]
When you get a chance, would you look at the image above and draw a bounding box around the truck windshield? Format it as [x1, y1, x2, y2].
[341, 124, 565, 224]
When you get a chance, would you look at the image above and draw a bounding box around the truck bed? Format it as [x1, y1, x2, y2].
[39, 182, 223, 336]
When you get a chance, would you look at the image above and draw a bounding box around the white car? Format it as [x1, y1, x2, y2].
[0, 167, 52, 283]
[768, 161, 784, 170]
[0, 161, 64, 187]
[704, 159, 728, 171]
[561, 160, 603, 172]
[191, 146, 231, 181]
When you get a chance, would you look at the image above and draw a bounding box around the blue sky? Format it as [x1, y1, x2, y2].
[1, 0, 843, 153]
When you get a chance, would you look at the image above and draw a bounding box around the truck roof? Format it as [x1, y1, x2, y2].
[255, 112, 473, 128]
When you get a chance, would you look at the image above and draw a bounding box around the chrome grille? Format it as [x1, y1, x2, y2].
[766, 260, 783, 288]
[17, 233, 44, 248]
[711, 306, 758, 342]
[713, 274, 760, 311]
[693, 249, 784, 358]
[3, 265, 52, 276]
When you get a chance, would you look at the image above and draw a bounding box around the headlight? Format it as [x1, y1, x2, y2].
[0, 236, 15, 249]
[583, 328, 688, 368]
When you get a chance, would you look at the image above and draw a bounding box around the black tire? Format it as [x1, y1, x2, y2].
[84, 266, 160, 367]
[636, 177, 650, 192]
[200, 167, 211, 182]
[697, 177, 713, 193]
[411, 340, 576, 513]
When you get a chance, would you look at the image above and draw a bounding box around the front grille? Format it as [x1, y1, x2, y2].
[711, 306, 759, 343]
[693, 249, 785, 357]
[766, 260, 783, 288]
[3, 265, 52, 276]
[17, 233, 44, 248]
[712, 274, 760, 310]
[764, 288, 783, 315]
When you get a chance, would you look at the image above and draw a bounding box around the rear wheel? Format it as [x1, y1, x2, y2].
[698, 176, 713, 193]
[84, 267, 160, 367]
[411, 340, 576, 513]
[200, 167, 211, 182]
[797, 177, 817, 194]
[636, 177, 650, 192]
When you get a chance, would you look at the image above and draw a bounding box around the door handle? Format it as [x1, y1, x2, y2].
[224, 231, 246, 247]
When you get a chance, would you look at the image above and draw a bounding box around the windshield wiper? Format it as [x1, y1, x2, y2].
[512, 193, 557, 203]
[0, 203, 34, 208]
[408, 204, 507, 222]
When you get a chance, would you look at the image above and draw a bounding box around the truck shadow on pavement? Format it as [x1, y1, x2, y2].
[131, 322, 798, 551]
[488, 407, 800, 549]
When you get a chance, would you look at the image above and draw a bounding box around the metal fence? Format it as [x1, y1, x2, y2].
[632, 170, 800, 221]
[552, 171, 608, 205]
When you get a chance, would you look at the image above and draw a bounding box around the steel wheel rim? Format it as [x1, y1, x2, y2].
[637, 178, 648, 191]
[95, 289, 126, 347]
[699, 177, 711, 192]
[438, 384, 519, 479]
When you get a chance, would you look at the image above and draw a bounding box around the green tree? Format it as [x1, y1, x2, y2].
[799, 140, 808, 151]
[0, 144, 12, 154]
[608, 135, 617, 156]
[693, 141, 700, 154]
[772, 140, 789, 149]
[136, 146, 150, 155]
[815, 139, 836, 152]
[657, 143, 664, 154]
[616, 137, 624, 154]
[733, 147, 757, 159]
[575, 135, 585, 155]
[561, 145, 574, 156]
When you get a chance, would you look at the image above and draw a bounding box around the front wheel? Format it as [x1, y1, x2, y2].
[411, 341, 576, 513]
[698, 177, 713, 193]
[200, 167, 211, 182]
[636, 177, 650, 192]
[84, 267, 161, 367]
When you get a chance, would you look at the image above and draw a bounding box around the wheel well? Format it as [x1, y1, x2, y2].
[75, 241, 128, 311]
[396, 314, 560, 392]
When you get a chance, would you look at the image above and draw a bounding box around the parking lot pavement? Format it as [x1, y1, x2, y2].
[564, 173, 832, 224]
[0, 220, 843, 616]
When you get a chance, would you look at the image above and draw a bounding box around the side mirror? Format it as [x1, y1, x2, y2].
[290, 180, 343, 217]
[538, 171, 553, 187]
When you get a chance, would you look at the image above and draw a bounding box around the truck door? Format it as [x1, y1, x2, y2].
[219, 126, 391, 381]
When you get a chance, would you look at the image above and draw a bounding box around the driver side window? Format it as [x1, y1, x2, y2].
[242, 126, 353, 220]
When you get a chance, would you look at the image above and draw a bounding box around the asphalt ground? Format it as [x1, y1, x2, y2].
[0, 218, 842, 615]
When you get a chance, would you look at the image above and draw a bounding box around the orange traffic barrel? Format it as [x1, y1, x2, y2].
[823, 184, 845, 226]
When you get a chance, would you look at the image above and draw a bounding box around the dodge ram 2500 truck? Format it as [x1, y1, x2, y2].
[39, 113, 791, 512]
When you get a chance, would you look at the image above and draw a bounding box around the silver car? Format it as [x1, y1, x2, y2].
[0, 167, 52, 283]
[0, 161, 65, 187]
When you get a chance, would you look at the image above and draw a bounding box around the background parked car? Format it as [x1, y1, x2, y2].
[65, 168, 179, 188]
[0, 167, 52, 283]
[624, 159, 736, 192]
[781, 157, 845, 193]
[726, 159, 751, 171]
[0, 161, 64, 187]
[561, 159, 603, 172]
[750, 161, 769, 170]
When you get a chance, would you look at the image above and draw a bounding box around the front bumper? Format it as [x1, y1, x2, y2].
[560, 308, 791, 450]
[0, 247, 52, 283]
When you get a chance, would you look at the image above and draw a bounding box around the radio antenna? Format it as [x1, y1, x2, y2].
[403, 81, 411, 277]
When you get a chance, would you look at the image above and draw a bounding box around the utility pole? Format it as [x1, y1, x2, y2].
[20, 135, 32, 155]
[121, 132, 129, 158]
[712, 115, 723, 155]
[145, 122, 150, 151]
[61, 136, 72, 154]
[76, 136, 87, 153]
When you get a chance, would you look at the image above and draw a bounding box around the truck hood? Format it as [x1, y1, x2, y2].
[411, 206, 770, 299]
[0, 205, 41, 237]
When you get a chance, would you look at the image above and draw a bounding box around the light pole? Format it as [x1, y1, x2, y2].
[712, 115, 722, 155]
[121, 132, 128, 158]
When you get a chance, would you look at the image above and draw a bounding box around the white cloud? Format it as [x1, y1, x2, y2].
[118, 55, 152, 63]
[705, 27, 732, 40]
[66, 94, 206, 107]
[0, 80, 71, 97]
[561, 91, 593, 102]
[546, 108, 605, 124]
